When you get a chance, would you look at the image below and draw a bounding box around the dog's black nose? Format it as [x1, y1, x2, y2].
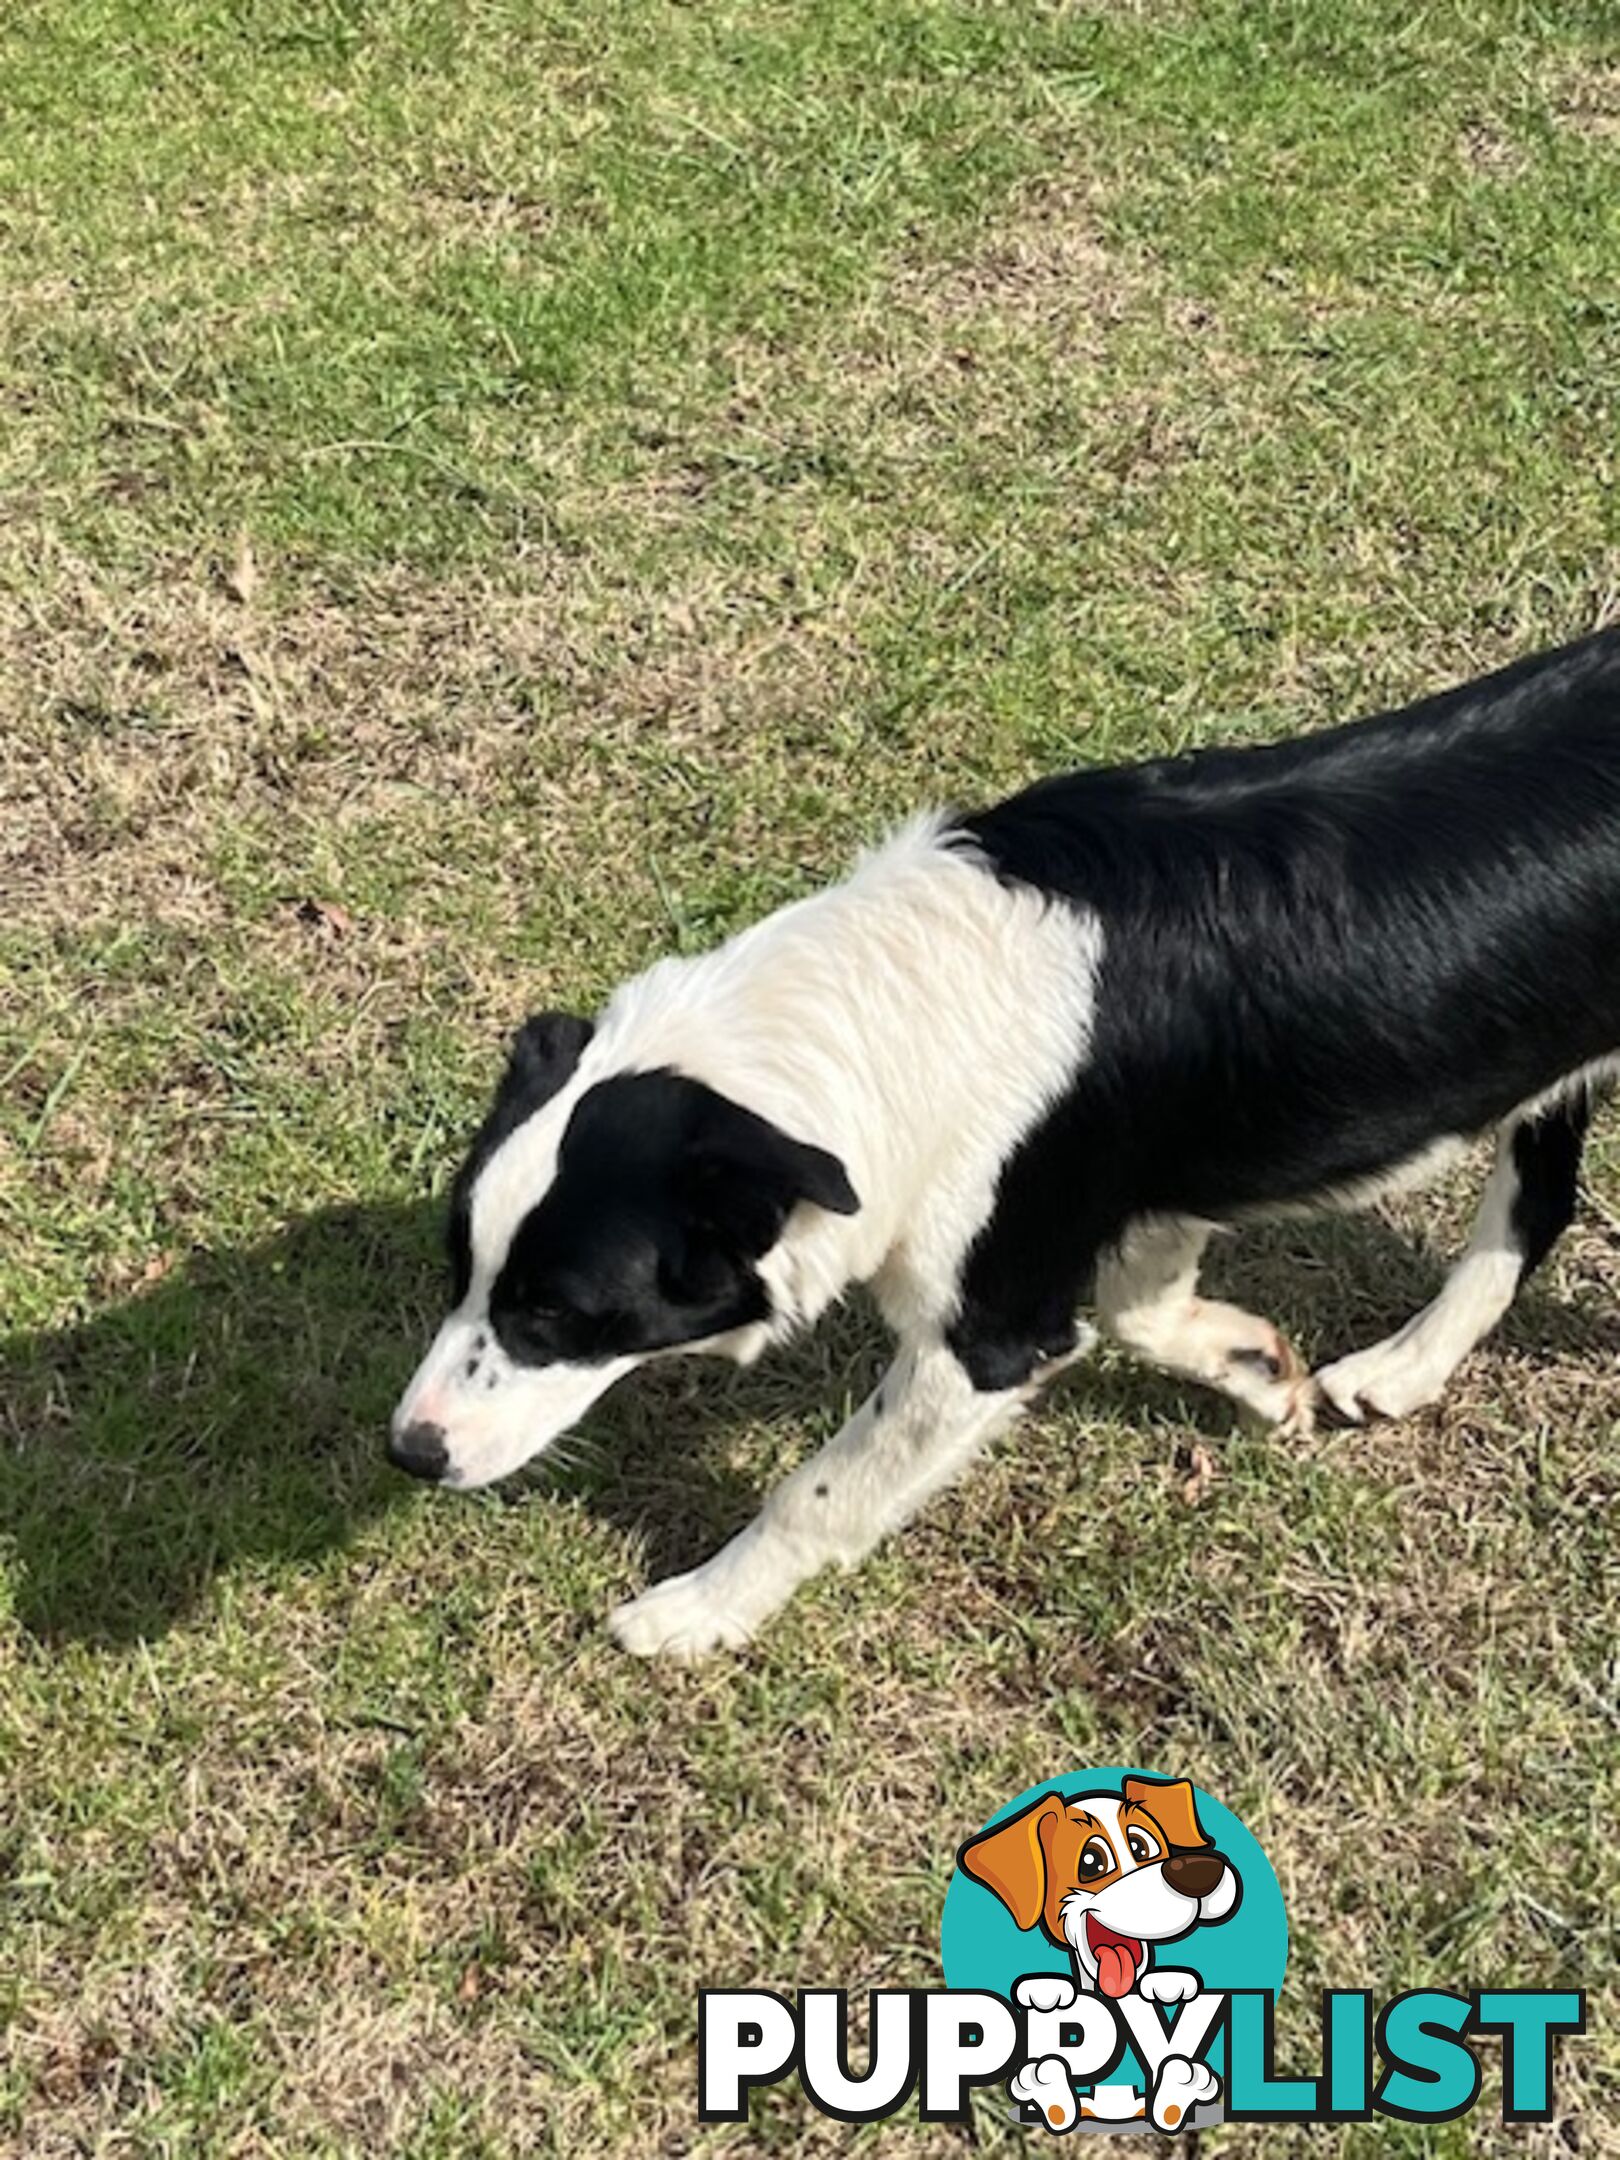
[1164, 1850, 1226, 1899]
[388, 1421, 450, 1483]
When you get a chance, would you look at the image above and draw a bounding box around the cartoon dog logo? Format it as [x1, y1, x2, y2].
[958, 1776, 1242, 2131]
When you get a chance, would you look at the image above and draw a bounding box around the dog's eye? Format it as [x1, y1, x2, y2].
[1078, 1836, 1114, 1881]
[1126, 1828, 1160, 1864]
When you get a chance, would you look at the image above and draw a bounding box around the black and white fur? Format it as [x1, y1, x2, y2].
[393, 629, 1620, 1658]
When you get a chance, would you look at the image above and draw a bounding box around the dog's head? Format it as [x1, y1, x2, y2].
[958, 1778, 1241, 1999]
[390, 1010, 859, 1488]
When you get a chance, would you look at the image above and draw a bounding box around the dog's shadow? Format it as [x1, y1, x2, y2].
[0, 1202, 439, 1647]
[0, 1199, 873, 1645]
[3, 1199, 1615, 1647]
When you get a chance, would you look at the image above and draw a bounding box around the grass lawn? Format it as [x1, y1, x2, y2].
[2, 0, 1618, 2151]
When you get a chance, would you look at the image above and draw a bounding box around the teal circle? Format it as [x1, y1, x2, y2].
[940, 1766, 1287, 2091]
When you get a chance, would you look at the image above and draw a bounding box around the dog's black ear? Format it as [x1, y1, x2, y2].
[679, 1094, 858, 1260]
[501, 1010, 595, 1106]
[448, 1011, 596, 1299]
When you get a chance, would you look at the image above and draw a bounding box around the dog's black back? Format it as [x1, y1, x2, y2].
[949, 628, 1620, 1384]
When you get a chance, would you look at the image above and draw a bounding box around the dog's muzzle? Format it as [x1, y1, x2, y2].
[388, 1420, 450, 1483]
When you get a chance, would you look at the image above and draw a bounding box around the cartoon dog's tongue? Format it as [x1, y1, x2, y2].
[1086, 1915, 1146, 1999]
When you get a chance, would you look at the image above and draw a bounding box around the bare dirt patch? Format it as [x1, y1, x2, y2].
[1551, 59, 1620, 141]
[1457, 119, 1529, 177]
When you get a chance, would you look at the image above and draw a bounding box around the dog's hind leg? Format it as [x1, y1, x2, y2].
[1317, 1092, 1591, 1424]
[1097, 1216, 1317, 1435]
[608, 1340, 1053, 1661]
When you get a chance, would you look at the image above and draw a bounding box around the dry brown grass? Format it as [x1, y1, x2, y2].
[1551, 59, 1620, 143]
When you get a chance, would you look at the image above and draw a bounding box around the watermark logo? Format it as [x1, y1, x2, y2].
[944, 1769, 1273, 2130]
[700, 1765, 1584, 2133]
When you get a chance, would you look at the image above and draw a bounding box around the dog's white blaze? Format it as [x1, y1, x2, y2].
[405, 814, 1103, 1498]
[463, 1071, 595, 1299]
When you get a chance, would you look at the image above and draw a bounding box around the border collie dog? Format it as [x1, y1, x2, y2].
[393, 630, 1619, 1658]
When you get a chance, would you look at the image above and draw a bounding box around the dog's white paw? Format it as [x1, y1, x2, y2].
[1137, 1967, 1199, 2005]
[1015, 1974, 1079, 2013]
[1317, 1336, 1445, 1424]
[608, 1566, 758, 1661]
[1274, 1375, 1319, 1439]
[1219, 1324, 1317, 1436]
[1010, 2054, 1079, 2131]
[1150, 2054, 1219, 2133]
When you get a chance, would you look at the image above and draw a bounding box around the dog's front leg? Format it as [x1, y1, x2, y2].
[609, 1338, 1056, 1661]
